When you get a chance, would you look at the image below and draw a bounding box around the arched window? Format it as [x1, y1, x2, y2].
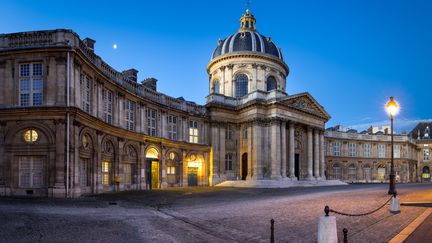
[235, 74, 248, 97]
[266, 76, 277, 91]
[212, 80, 220, 94]
[377, 165, 386, 180]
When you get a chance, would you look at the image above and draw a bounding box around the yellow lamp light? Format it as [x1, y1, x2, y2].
[386, 96, 399, 117]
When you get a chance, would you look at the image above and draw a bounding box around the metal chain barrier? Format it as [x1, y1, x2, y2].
[326, 195, 394, 217]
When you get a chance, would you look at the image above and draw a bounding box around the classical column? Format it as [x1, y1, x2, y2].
[252, 123, 262, 179]
[211, 124, 220, 184]
[271, 120, 281, 179]
[307, 127, 314, 180]
[289, 122, 296, 179]
[220, 126, 226, 175]
[320, 131, 326, 179]
[247, 126, 253, 180]
[314, 129, 320, 179]
[281, 122, 287, 178]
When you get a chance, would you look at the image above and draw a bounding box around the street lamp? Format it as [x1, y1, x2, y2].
[386, 96, 399, 195]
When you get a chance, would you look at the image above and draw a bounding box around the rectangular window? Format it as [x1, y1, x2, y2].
[167, 115, 178, 140]
[80, 74, 91, 113]
[167, 166, 176, 175]
[189, 120, 199, 143]
[333, 142, 341, 156]
[80, 159, 90, 187]
[394, 145, 401, 158]
[147, 108, 157, 136]
[19, 63, 43, 106]
[363, 143, 371, 157]
[348, 143, 356, 157]
[242, 127, 248, 139]
[18, 156, 44, 188]
[125, 99, 135, 131]
[424, 149, 430, 161]
[102, 89, 113, 124]
[102, 161, 111, 185]
[378, 144, 386, 158]
[226, 127, 233, 140]
[124, 164, 132, 184]
[225, 154, 233, 171]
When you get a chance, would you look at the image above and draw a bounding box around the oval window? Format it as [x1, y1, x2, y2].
[23, 129, 38, 143]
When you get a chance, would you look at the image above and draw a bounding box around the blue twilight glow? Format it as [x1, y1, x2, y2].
[1, 0, 431, 132]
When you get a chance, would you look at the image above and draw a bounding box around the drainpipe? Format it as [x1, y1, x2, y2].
[66, 51, 70, 198]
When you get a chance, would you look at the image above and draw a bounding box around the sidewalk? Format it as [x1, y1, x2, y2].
[389, 208, 432, 243]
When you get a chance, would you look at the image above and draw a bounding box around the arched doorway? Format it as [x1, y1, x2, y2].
[241, 153, 248, 180]
[422, 166, 430, 182]
[145, 147, 160, 190]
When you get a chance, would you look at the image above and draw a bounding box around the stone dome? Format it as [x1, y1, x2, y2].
[211, 9, 283, 60]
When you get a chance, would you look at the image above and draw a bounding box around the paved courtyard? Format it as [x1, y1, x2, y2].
[1, 183, 431, 242]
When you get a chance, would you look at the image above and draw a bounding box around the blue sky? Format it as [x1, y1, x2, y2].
[2, 0, 431, 132]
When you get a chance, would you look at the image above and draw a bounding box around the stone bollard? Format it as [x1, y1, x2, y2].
[389, 193, 400, 214]
[318, 206, 338, 243]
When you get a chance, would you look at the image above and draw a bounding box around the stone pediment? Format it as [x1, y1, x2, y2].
[279, 92, 331, 120]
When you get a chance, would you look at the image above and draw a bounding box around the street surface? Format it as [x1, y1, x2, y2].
[0, 183, 431, 242]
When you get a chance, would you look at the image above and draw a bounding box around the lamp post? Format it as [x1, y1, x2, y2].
[386, 96, 399, 195]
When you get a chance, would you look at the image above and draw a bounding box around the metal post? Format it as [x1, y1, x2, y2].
[270, 219, 274, 243]
[388, 115, 396, 195]
[343, 228, 348, 243]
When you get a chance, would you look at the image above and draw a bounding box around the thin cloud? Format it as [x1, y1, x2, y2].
[335, 118, 432, 133]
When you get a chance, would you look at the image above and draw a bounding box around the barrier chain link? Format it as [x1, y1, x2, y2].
[327, 195, 394, 217]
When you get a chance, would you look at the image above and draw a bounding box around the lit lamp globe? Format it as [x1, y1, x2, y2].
[386, 96, 399, 117]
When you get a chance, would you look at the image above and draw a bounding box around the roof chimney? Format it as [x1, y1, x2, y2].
[83, 37, 96, 51]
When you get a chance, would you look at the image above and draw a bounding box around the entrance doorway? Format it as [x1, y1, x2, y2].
[188, 167, 198, 186]
[295, 153, 300, 179]
[241, 153, 248, 180]
[146, 147, 160, 190]
[422, 166, 430, 182]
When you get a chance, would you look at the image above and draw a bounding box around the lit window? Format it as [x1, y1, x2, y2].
[124, 99, 135, 131]
[167, 115, 178, 140]
[333, 142, 340, 156]
[235, 74, 248, 97]
[102, 161, 111, 185]
[19, 63, 43, 106]
[23, 129, 38, 143]
[378, 144, 386, 158]
[377, 166, 386, 180]
[80, 74, 92, 113]
[225, 153, 233, 171]
[266, 76, 277, 91]
[363, 143, 371, 157]
[102, 89, 113, 124]
[422, 166, 430, 179]
[167, 166, 176, 175]
[147, 108, 157, 136]
[348, 143, 356, 157]
[424, 149, 430, 161]
[82, 134, 90, 148]
[189, 120, 199, 143]
[169, 152, 176, 160]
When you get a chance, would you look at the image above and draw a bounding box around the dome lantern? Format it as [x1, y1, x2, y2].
[239, 9, 256, 32]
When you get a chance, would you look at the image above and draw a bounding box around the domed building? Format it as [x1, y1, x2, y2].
[206, 10, 332, 186]
[0, 9, 337, 198]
